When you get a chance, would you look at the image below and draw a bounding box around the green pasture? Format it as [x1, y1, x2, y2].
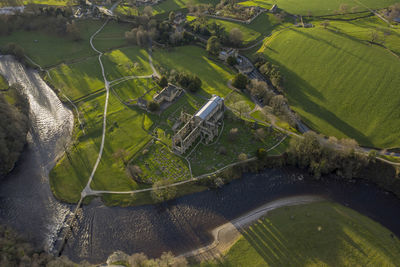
[23, 0, 77, 5]
[47, 46, 152, 100]
[326, 17, 400, 55]
[111, 78, 159, 103]
[188, 113, 286, 176]
[238, 0, 273, 9]
[249, 0, 399, 16]
[103, 46, 153, 80]
[146, 0, 219, 16]
[258, 26, 400, 148]
[50, 92, 154, 203]
[152, 46, 234, 97]
[206, 13, 281, 44]
[0, 20, 129, 67]
[203, 201, 400, 266]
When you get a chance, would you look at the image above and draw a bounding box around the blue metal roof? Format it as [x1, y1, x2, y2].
[195, 95, 223, 120]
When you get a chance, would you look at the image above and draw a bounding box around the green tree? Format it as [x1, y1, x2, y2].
[256, 148, 268, 160]
[229, 28, 243, 46]
[147, 100, 159, 112]
[227, 55, 237, 66]
[158, 75, 168, 88]
[232, 73, 248, 89]
[206, 36, 221, 55]
[169, 11, 175, 22]
[151, 180, 177, 202]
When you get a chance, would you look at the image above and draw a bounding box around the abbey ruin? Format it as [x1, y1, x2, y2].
[172, 95, 225, 154]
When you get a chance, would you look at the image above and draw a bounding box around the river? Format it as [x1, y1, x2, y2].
[0, 56, 400, 264]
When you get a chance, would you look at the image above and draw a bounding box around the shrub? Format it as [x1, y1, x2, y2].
[229, 128, 239, 141]
[158, 76, 168, 88]
[257, 148, 267, 160]
[227, 55, 237, 66]
[206, 36, 221, 55]
[238, 153, 248, 161]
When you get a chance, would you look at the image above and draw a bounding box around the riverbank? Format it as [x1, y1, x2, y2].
[200, 201, 400, 266]
[181, 195, 325, 261]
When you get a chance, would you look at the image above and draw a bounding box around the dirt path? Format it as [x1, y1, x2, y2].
[180, 195, 325, 261]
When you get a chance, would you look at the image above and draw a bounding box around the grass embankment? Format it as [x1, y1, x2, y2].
[0, 20, 129, 67]
[48, 46, 152, 100]
[245, 0, 399, 15]
[258, 25, 400, 148]
[203, 201, 400, 267]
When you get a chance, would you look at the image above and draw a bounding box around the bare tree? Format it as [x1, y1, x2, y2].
[143, 5, 153, 17]
[229, 28, 243, 46]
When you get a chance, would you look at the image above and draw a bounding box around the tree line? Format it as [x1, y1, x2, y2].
[0, 84, 30, 177]
[0, 7, 81, 41]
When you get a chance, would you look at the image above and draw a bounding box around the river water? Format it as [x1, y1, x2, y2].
[0, 56, 400, 264]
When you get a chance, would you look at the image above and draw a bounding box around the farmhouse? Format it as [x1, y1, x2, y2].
[172, 95, 225, 154]
[153, 84, 182, 104]
[219, 48, 238, 61]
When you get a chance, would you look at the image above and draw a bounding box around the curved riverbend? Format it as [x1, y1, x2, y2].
[0, 55, 74, 252]
[0, 56, 400, 265]
[62, 169, 400, 263]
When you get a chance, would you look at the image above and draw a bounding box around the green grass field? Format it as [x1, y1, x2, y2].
[112, 78, 160, 103]
[23, 0, 77, 5]
[258, 25, 400, 148]
[153, 46, 234, 97]
[203, 201, 400, 266]
[238, 0, 273, 9]
[205, 13, 281, 44]
[247, 0, 399, 15]
[48, 46, 152, 100]
[326, 17, 400, 55]
[146, 0, 219, 16]
[0, 20, 129, 67]
[50, 92, 154, 202]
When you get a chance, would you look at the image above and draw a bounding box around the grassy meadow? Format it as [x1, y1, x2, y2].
[0, 20, 129, 67]
[203, 201, 400, 266]
[153, 46, 234, 97]
[47, 46, 152, 100]
[205, 13, 281, 44]
[50, 92, 154, 203]
[247, 0, 399, 15]
[258, 25, 400, 148]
